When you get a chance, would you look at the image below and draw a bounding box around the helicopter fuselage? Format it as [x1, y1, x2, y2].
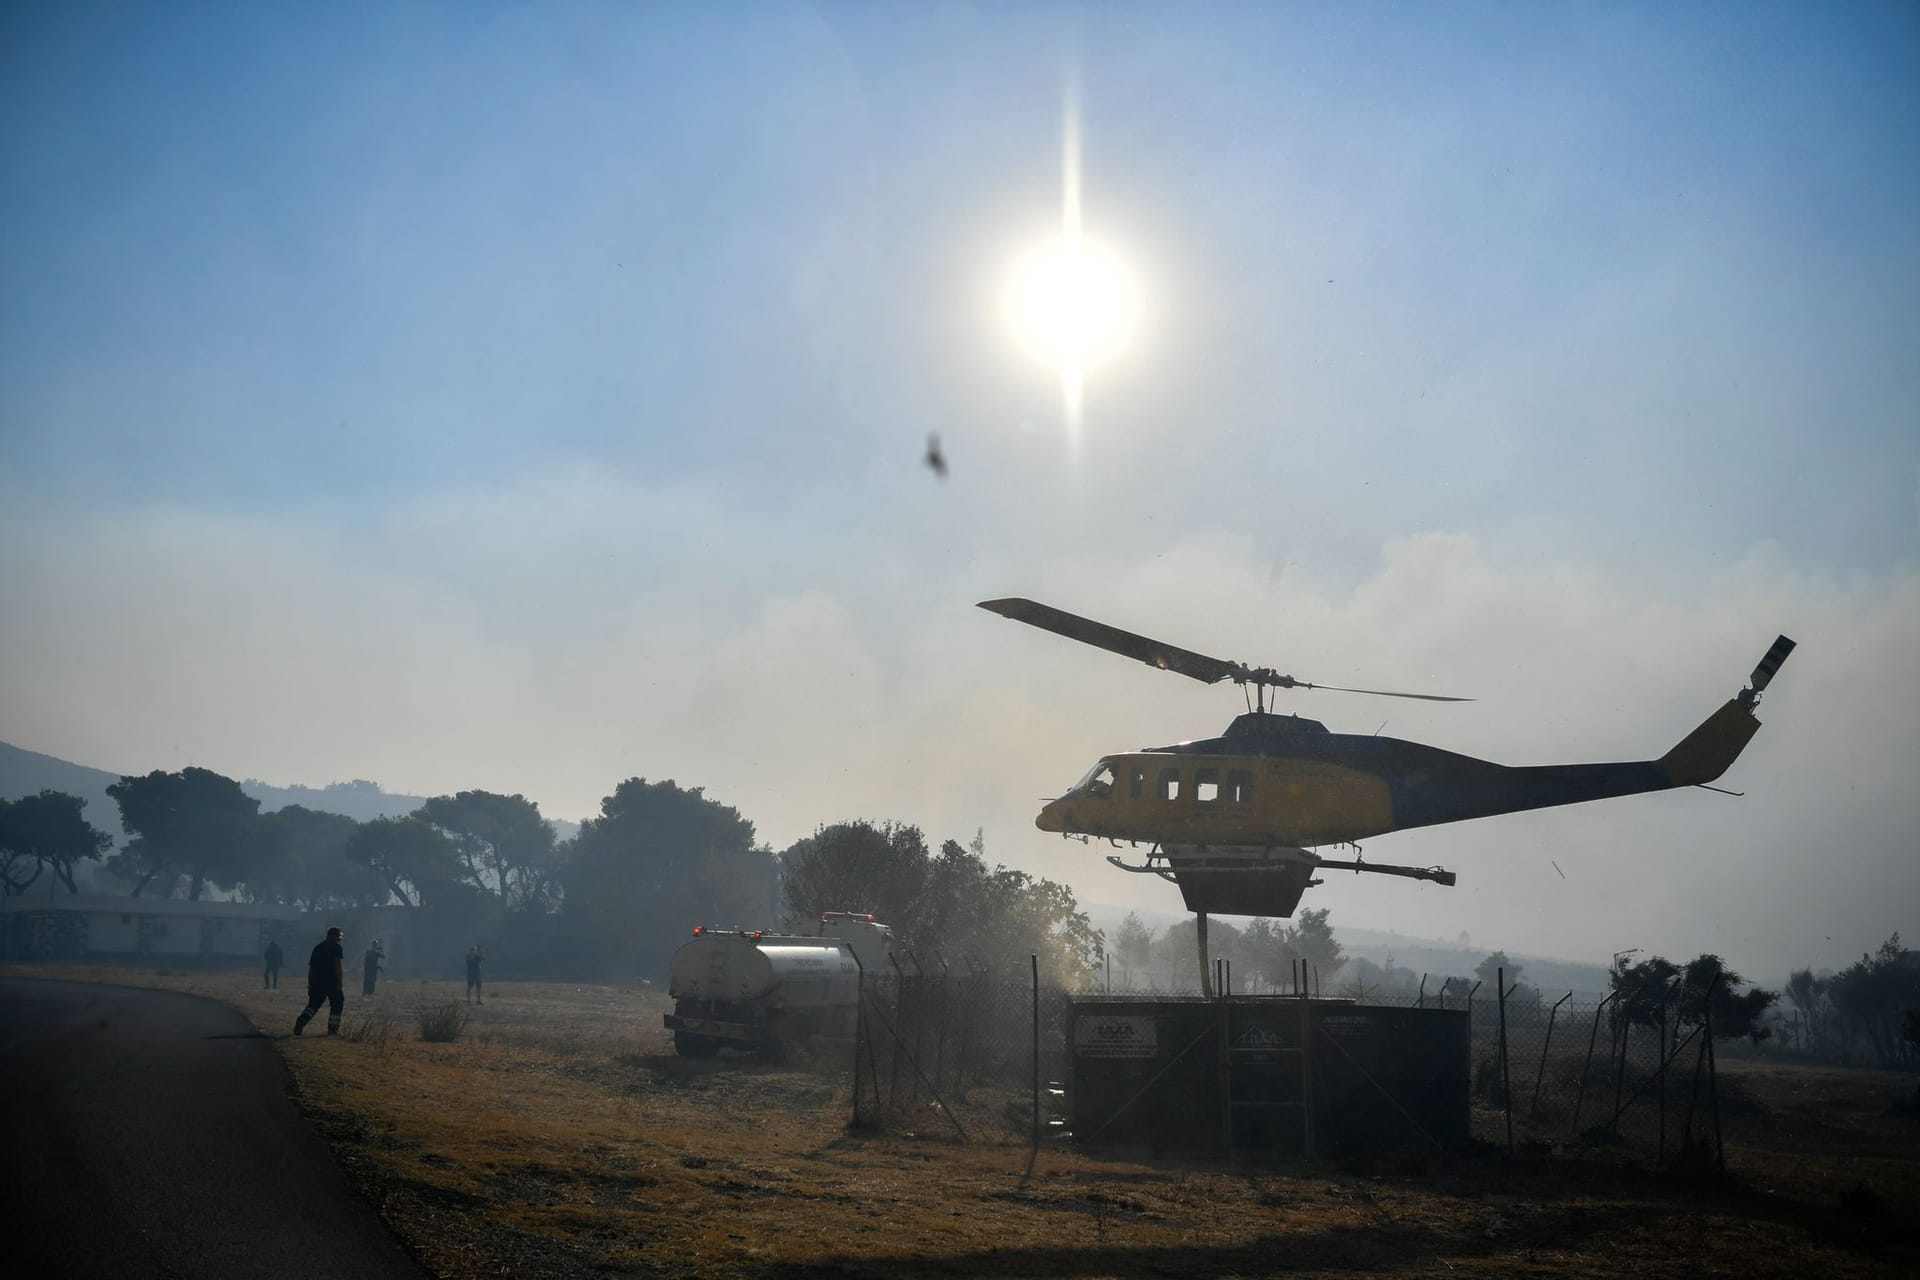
[1036, 700, 1763, 850]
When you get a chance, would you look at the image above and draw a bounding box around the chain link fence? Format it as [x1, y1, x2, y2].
[843, 960, 1735, 1170]
[1357, 976, 1737, 1170]
[849, 961, 1068, 1144]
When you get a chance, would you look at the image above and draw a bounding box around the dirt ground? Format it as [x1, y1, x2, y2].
[7, 963, 1914, 1279]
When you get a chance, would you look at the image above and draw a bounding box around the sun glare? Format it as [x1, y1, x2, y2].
[1003, 237, 1139, 376]
[1001, 86, 1142, 446]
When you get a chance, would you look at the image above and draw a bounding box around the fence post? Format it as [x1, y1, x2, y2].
[935, 955, 950, 1098]
[849, 951, 867, 1129]
[887, 952, 908, 1109]
[1418, 973, 1427, 1009]
[952, 969, 972, 1097]
[1656, 981, 1671, 1163]
[1497, 968, 1513, 1154]
[1030, 953, 1041, 1153]
[1571, 990, 1619, 1140]
[1683, 1006, 1706, 1152]
[1219, 970, 1234, 1156]
[1610, 1002, 1630, 1139]
[1705, 973, 1724, 1175]
[903, 948, 924, 1104]
[1530, 991, 1572, 1122]
[1298, 959, 1315, 1157]
[1197, 913, 1212, 998]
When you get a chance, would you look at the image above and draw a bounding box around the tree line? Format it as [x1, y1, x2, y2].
[0, 768, 1098, 981]
[1106, 907, 1346, 993]
[1782, 935, 1919, 1069]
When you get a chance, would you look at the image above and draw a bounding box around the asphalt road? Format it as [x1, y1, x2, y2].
[0, 978, 427, 1280]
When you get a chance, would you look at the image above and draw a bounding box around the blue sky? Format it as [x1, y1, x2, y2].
[3, 3, 1916, 972]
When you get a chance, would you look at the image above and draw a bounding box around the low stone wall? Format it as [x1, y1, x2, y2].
[0, 910, 90, 962]
[0, 907, 300, 967]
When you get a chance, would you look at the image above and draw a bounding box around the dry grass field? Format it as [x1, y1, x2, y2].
[6, 964, 1915, 1279]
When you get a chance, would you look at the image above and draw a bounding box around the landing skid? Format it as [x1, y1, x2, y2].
[1105, 854, 1179, 883]
[1318, 856, 1456, 888]
[1105, 845, 1455, 888]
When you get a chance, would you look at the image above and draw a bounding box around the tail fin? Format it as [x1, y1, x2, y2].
[1659, 635, 1795, 786]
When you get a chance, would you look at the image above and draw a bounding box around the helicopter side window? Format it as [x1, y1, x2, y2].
[1129, 766, 1146, 799]
[1158, 767, 1182, 802]
[1195, 767, 1220, 803]
[1228, 769, 1253, 803]
[1085, 763, 1116, 800]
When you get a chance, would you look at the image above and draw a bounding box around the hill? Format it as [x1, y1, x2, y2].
[0, 740, 431, 839]
[0, 740, 577, 852]
[0, 740, 127, 840]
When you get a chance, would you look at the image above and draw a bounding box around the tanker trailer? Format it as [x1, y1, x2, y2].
[663, 913, 896, 1056]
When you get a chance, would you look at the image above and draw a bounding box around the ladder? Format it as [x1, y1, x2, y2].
[1219, 965, 1316, 1156]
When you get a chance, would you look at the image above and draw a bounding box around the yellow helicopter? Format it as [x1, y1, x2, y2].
[981, 597, 1795, 933]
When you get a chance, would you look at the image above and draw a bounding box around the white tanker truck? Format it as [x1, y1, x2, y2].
[662, 912, 898, 1056]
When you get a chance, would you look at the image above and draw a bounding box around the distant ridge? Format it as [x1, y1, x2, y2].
[238, 777, 430, 823]
[0, 740, 427, 836]
[0, 740, 576, 847]
[0, 741, 127, 839]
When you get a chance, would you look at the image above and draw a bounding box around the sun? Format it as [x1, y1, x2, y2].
[1000, 90, 1142, 444]
[1002, 235, 1140, 376]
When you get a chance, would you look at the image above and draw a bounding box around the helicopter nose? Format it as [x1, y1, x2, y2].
[1035, 798, 1066, 832]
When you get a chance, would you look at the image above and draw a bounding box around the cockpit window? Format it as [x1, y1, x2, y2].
[1076, 761, 1117, 799]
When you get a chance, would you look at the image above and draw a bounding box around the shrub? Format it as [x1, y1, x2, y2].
[346, 1013, 395, 1048]
[416, 1001, 469, 1043]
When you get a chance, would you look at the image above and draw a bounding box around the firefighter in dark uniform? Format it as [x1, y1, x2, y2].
[465, 944, 486, 1005]
[263, 938, 283, 990]
[362, 939, 384, 996]
[294, 926, 347, 1036]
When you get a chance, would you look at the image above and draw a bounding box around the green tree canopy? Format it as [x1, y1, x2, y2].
[1476, 950, 1520, 989]
[1149, 917, 1251, 990]
[345, 814, 463, 907]
[1826, 935, 1919, 1067]
[780, 820, 930, 926]
[1113, 911, 1154, 976]
[1289, 908, 1346, 980]
[0, 790, 112, 896]
[249, 805, 387, 909]
[104, 768, 263, 899]
[560, 778, 775, 978]
[416, 790, 559, 909]
[780, 824, 1101, 985]
[1231, 908, 1347, 992]
[1611, 952, 1778, 1041]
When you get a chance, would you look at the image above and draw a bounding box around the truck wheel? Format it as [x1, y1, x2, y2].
[674, 1031, 720, 1058]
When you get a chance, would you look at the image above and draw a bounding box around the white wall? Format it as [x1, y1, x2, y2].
[86, 912, 138, 952]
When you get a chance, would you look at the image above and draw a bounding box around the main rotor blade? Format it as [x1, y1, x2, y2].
[1304, 682, 1474, 703]
[1749, 635, 1795, 693]
[977, 598, 1240, 685]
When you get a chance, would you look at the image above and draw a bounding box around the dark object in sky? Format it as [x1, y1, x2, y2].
[924, 432, 947, 478]
[980, 595, 1793, 927]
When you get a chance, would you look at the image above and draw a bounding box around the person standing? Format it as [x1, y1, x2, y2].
[263, 938, 283, 990]
[465, 944, 486, 1005]
[294, 926, 347, 1036]
[362, 939, 384, 997]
